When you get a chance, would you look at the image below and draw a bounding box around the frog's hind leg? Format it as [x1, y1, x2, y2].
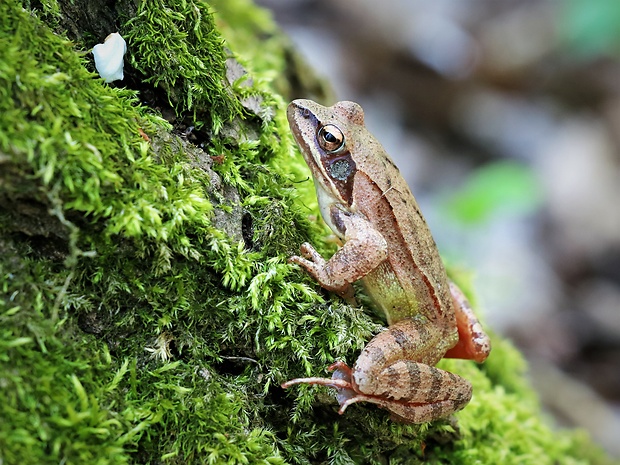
[442, 281, 491, 363]
[352, 359, 472, 423]
[350, 319, 473, 423]
[282, 316, 475, 423]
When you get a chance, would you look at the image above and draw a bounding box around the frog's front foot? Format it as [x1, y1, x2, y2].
[289, 243, 357, 301]
[281, 361, 374, 414]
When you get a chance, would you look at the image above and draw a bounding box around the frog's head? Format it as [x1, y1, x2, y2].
[287, 99, 365, 208]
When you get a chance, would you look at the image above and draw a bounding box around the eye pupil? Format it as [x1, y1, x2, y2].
[318, 124, 345, 153]
[323, 131, 338, 143]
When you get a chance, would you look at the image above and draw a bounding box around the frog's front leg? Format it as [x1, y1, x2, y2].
[282, 319, 472, 423]
[290, 206, 388, 299]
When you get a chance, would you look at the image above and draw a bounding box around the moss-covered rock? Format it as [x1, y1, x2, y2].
[0, 0, 615, 464]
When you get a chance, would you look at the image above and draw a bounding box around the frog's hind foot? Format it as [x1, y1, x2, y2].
[281, 361, 369, 415]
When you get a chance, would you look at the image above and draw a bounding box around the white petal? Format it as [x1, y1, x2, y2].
[92, 32, 127, 83]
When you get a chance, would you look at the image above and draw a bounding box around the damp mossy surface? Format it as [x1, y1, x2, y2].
[0, 1, 615, 464]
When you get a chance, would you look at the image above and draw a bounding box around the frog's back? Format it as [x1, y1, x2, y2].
[350, 137, 457, 341]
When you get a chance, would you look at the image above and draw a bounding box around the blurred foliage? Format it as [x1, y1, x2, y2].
[442, 161, 542, 225]
[559, 0, 620, 57]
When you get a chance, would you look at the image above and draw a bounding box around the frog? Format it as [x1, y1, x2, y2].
[281, 99, 491, 423]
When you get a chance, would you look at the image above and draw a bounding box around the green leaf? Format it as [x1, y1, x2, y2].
[442, 161, 542, 224]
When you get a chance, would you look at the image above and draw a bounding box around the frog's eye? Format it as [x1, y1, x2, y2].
[318, 124, 345, 153]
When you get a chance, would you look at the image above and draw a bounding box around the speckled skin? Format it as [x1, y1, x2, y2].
[282, 100, 491, 423]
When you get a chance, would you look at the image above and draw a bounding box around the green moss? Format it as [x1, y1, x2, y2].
[124, 0, 242, 130]
[22, 0, 60, 18]
[209, 0, 335, 104]
[0, 0, 616, 464]
[0, 249, 285, 464]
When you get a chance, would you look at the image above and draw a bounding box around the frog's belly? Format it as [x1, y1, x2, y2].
[361, 261, 459, 358]
[361, 261, 420, 325]
[361, 259, 456, 326]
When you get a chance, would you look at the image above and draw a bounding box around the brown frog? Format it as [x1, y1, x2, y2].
[282, 100, 491, 423]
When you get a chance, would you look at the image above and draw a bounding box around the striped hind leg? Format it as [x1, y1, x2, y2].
[282, 318, 473, 423]
[349, 319, 473, 423]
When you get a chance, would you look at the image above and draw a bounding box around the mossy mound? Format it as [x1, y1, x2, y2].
[0, 0, 615, 464]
